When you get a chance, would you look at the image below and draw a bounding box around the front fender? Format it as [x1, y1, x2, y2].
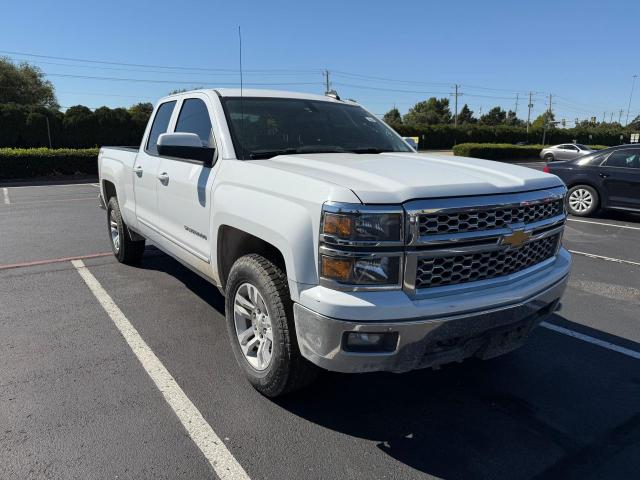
[211, 184, 319, 290]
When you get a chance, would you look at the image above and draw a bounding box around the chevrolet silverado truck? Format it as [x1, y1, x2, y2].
[98, 89, 571, 397]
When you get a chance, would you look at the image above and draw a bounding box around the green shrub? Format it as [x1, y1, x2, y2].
[393, 123, 627, 150]
[0, 148, 98, 179]
[451, 143, 611, 161]
[452, 143, 543, 160]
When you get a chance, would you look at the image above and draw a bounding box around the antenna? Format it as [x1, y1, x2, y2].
[238, 25, 245, 159]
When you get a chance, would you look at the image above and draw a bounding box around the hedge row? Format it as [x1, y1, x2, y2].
[0, 103, 150, 149]
[393, 124, 630, 149]
[451, 143, 608, 161]
[0, 148, 99, 179]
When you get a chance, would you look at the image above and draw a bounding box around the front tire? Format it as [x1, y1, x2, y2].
[566, 185, 599, 217]
[107, 197, 146, 264]
[225, 254, 318, 397]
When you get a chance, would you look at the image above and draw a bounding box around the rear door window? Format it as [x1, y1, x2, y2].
[175, 98, 213, 147]
[146, 101, 176, 155]
[604, 149, 640, 169]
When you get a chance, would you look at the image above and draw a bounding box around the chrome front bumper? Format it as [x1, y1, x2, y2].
[293, 272, 569, 373]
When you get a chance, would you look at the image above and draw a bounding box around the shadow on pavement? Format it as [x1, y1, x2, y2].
[274, 315, 640, 480]
[136, 251, 640, 480]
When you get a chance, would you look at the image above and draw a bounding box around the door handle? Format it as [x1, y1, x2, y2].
[133, 165, 143, 176]
[599, 172, 610, 178]
[158, 172, 170, 184]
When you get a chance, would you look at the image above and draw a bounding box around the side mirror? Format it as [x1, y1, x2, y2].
[157, 133, 215, 166]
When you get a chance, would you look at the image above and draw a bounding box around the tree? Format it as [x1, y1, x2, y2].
[479, 106, 507, 126]
[628, 114, 640, 130]
[128, 102, 153, 138]
[383, 107, 402, 125]
[403, 97, 451, 125]
[457, 104, 475, 124]
[0, 57, 58, 108]
[505, 110, 524, 126]
[531, 111, 556, 129]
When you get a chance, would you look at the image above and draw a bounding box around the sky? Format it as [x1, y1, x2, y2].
[2, 0, 639, 125]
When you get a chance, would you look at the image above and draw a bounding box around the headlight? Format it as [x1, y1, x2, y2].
[319, 203, 404, 291]
[320, 252, 402, 287]
[321, 205, 403, 245]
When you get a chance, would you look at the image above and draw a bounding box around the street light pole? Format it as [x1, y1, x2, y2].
[626, 75, 638, 126]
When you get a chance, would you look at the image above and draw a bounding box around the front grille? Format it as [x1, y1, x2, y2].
[418, 199, 563, 236]
[415, 234, 559, 289]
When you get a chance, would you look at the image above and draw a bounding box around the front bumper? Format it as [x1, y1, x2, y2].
[293, 251, 570, 373]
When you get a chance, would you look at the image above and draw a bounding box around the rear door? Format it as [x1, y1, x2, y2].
[600, 148, 640, 209]
[133, 100, 177, 233]
[155, 94, 218, 266]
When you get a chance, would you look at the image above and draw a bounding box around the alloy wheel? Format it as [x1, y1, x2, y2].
[110, 210, 120, 253]
[233, 282, 273, 371]
[568, 188, 593, 213]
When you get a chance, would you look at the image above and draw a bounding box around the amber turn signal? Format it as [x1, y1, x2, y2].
[321, 256, 353, 282]
[323, 213, 353, 238]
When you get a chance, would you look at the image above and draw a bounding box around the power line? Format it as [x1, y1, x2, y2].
[4, 55, 323, 78]
[43, 71, 322, 87]
[0, 49, 320, 74]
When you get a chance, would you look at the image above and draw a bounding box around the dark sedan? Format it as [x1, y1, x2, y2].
[544, 145, 640, 216]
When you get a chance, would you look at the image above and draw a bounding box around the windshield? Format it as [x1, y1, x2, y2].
[575, 144, 589, 150]
[221, 97, 413, 159]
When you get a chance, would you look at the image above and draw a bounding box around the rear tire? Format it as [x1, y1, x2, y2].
[566, 185, 599, 217]
[544, 153, 555, 162]
[225, 254, 319, 397]
[107, 197, 146, 264]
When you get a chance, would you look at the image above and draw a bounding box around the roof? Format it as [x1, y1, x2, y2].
[215, 88, 343, 102]
[162, 88, 345, 103]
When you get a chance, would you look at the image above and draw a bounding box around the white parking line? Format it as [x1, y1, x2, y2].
[567, 218, 640, 231]
[541, 322, 640, 360]
[71, 259, 250, 480]
[3, 188, 9, 204]
[3, 182, 98, 189]
[568, 250, 640, 267]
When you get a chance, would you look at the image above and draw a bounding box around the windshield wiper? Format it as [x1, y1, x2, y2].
[248, 146, 348, 159]
[248, 148, 300, 159]
[348, 148, 391, 154]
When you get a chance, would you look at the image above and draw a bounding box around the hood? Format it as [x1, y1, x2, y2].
[255, 152, 563, 204]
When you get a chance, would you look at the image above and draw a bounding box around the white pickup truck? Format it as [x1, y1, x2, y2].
[98, 89, 571, 397]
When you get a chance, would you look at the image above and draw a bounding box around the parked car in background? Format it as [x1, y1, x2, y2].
[540, 144, 594, 162]
[544, 145, 640, 216]
[402, 136, 418, 149]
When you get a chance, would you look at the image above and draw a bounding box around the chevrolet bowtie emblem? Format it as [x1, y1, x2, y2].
[501, 229, 531, 248]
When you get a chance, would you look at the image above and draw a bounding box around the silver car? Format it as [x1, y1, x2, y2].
[540, 143, 594, 162]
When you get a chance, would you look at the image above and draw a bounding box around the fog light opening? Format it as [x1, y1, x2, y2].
[343, 331, 398, 353]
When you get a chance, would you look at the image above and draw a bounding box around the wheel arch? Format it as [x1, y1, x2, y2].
[217, 225, 288, 293]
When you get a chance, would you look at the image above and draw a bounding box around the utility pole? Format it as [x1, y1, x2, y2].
[514, 93, 519, 117]
[618, 109, 624, 124]
[548, 93, 553, 114]
[324, 70, 331, 94]
[610, 112, 614, 123]
[452, 84, 461, 126]
[526, 92, 533, 134]
[602, 112, 606, 123]
[45, 116, 52, 148]
[625, 74, 637, 126]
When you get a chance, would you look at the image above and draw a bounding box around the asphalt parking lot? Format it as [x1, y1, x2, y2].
[1, 176, 639, 480]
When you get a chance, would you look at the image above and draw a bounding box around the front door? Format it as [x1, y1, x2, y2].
[155, 96, 217, 266]
[600, 148, 640, 209]
[133, 100, 177, 234]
